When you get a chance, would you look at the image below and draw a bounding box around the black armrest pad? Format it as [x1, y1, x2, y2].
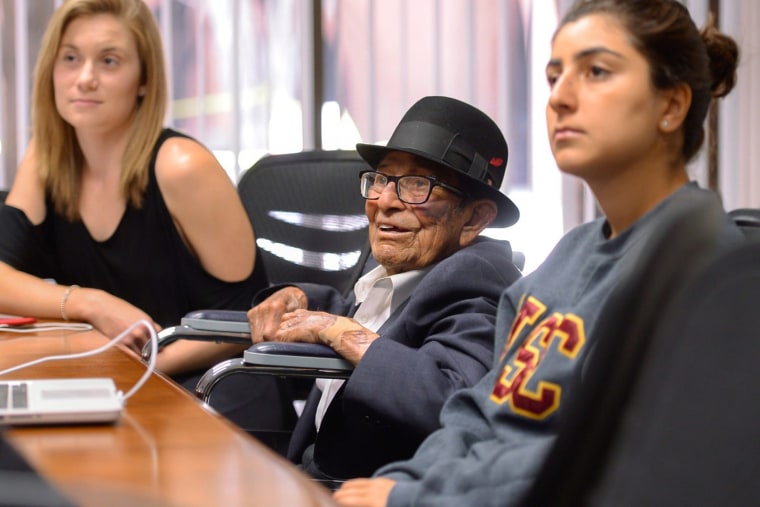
[183, 309, 248, 322]
[180, 310, 250, 334]
[244, 342, 354, 372]
[250, 342, 342, 358]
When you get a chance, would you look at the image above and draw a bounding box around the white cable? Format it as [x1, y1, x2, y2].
[0, 319, 158, 402]
[124, 321, 157, 401]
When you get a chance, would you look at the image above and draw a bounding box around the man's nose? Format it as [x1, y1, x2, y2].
[375, 181, 404, 207]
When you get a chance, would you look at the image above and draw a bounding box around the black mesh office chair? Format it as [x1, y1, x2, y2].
[146, 149, 372, 352]
[241, 150, 371, 294]
[729, 207, 760, 239]
[520, 195, 760, 505]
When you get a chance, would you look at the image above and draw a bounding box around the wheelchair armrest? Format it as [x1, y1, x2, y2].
[195, 342, 353, 402]
[141, 309, 251, 360]
[244, 342, 354, 372]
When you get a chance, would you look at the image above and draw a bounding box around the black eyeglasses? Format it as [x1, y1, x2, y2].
[359, 170, 465, 205]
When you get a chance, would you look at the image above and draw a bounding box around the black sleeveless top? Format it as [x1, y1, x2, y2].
[0, 129, 267, 326]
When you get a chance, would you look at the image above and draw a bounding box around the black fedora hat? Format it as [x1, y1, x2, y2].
[355, 96, 519, 227]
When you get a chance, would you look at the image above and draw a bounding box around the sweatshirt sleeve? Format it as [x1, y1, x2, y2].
[379, 367, 555, 507]
[376, 285, 552, 507]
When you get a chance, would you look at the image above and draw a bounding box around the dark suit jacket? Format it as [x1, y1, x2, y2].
[287, 237, 522, 479]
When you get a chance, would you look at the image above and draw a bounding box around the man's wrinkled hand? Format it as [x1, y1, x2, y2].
[274, 309, 337, 343]
[247, 286, 307, 343]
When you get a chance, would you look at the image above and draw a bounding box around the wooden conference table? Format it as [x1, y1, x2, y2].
[0, 325, 337, 507]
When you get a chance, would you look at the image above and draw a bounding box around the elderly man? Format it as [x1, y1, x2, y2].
[249, 95, 522, 481]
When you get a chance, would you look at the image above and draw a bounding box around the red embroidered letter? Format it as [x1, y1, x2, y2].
[491, 312, 585, 419]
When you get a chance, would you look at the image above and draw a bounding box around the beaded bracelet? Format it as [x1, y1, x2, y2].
[60, 284, 80, 322]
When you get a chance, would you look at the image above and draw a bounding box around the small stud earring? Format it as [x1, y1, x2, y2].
[661, 119, 669, 129]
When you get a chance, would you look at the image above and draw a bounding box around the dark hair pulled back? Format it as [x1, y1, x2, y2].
[558, 0, 739, 162]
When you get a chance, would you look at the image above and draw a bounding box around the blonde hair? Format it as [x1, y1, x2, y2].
[32, 0, 167, 220]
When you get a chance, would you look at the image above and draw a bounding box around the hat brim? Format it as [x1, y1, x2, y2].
[356, 142, 519, 228]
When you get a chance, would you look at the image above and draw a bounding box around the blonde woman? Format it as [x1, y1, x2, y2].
[0, 0, 265, 354]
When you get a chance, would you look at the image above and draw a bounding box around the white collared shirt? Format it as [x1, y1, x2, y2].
[314, 264, 430, 431]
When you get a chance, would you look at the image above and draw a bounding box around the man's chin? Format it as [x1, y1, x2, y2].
[372, 249, 412, 274]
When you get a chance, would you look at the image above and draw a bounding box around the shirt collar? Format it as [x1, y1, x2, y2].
[354, 263, 432, 311]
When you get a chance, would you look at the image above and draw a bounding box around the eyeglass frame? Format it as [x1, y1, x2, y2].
[359, 170, 467, 205]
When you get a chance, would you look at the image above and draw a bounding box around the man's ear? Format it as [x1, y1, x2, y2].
[459, 199, 498, 247]
[659, 82, 692, 133]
